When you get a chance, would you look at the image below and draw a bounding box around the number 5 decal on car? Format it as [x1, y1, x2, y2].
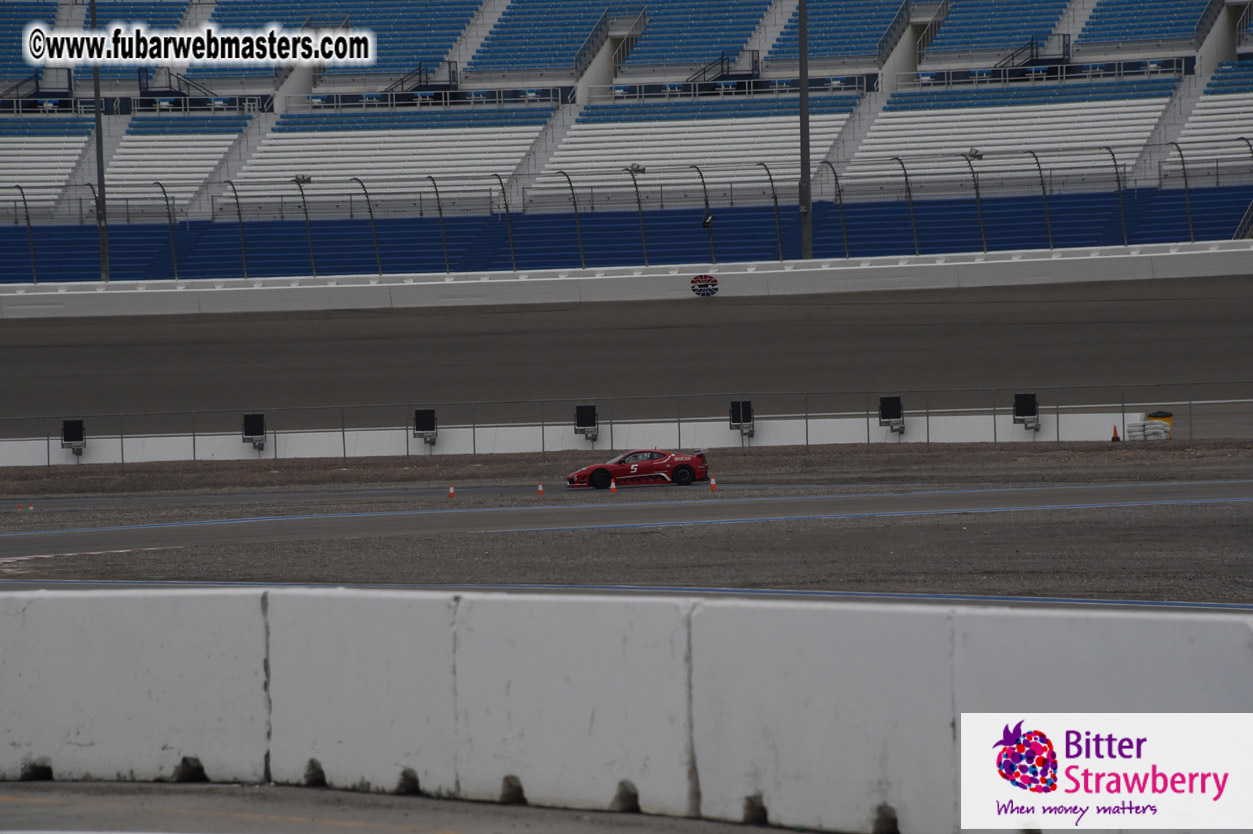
[630, 464, 639, 473]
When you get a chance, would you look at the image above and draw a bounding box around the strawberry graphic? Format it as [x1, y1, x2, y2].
[993, 720, 1058, 793]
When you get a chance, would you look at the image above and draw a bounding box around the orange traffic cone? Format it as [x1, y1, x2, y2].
[710, 477, 718, 491]
[1111, 425, 1121, 442]
[448, 483, 455, 498]
[28, 503, 33, 510]
[537, 482, 544, 496]
[609, 478, 617, 493]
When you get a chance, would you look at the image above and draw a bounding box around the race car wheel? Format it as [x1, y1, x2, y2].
[589, 469, 612, 490]
[672, 465, 695, 486]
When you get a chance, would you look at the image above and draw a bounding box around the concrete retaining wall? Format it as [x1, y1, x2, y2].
[0, 411, 1131, 468]
[2, 589, 1250, 832]
[2, 239, 1250, 320]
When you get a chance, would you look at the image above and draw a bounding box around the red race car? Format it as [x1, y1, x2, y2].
[567, 449, 709, 489]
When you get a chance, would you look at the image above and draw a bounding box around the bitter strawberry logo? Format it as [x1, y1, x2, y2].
[993, 720, 1058, 793]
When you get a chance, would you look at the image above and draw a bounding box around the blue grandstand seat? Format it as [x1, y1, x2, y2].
[189, 0, 479, 79]
[78, 1, 189, 81]
[768, 0, 902, 62]
[924, 0, 1070, 55]
[617, 0, 771, 70]
[0, 1, 57, 84]
[1077, 0, 1210, 45]
[467, 0, 638, 74]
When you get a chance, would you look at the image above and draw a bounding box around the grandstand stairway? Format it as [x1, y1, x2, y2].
[1052, 0, 1102, 45]
[1130, 70, 1208, 187]
[826, 89, 887, 172]
[187, 111, 280, 219]
[735, 0, 798, 74]
[449, 0, 514, 74]
[52, 114, 131, 224]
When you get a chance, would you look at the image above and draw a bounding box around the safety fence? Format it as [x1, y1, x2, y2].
[3, 382, 1249, 469]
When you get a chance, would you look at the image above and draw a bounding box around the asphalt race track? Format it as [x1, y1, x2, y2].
[3, 276, 1252, 420]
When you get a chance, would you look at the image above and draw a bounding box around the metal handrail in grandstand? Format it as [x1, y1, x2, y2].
[610, 8, 649, 74]
[876, 0, 912, 66]
[574, 8, 612, 79]
[897, 56, 1186, 90]
[915, 0, 952, 65]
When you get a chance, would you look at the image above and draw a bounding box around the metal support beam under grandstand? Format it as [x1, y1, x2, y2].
[351, 177, 382, 277]
[491, 173, 517, 272]
[891, 157, 919, 256]
[1169, 142, 1195, 244]
[1101, 146, 1128, 247]
[691, 165, 716, 265]
[797, 0, 813, 260]
[426, 175, 451, 274]
[292, 175, 317, 278]
[1240, 137, 1253, 165]
[818, 160, 850, 259]
[12, 185, 36, 284]
[153, 181, 179, 281]
[1024, 151, 1052, 250]
[224, 179, 248, 280]
[91, 0, 110, 283]
[758, 162, 784, 261]
[555, 170, 585, 270]
[959, 153, 987, 253]
[624, 166, 649, 266]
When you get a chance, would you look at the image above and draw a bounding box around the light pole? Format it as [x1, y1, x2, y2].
[624, 164, 648, 266]
[818, 160, 849, 258]
[959, 151, 987, 252]
[350, 177, 382, 276]
[153, 180, 178, 280]
[1168, 141, 1194, 243]
[425, 174, 450, 273]
[1024, 150, 1052, 250]
[556, 170, 585, 269]
[12, 184, 36, 283]
[891, 156, 919, 256]
[90, 0, 109, 282]
[292, 175, 316, 277]
[757, 161, 784, 261]
[1101, 146, 1128, 246]
[690, 164, 716, 264]
[491, 173, 517, 271]
[224, 179, 248, 279]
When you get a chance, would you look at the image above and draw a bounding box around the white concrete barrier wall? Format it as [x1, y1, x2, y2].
[0, 590, 269, 783]
[3, 589, 1251, 833]
[0, 412, 1131, 468]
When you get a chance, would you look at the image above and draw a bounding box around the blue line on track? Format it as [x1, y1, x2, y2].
[2, 480, 1250, 539]
[484, 496, 1253, 532]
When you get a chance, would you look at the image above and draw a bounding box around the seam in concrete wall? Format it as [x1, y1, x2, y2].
[684, 601, 702, 818]
[451, 593, 462, 798]
[262, 590, 272, 784]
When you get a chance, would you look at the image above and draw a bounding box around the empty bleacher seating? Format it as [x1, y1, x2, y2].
[80, 1, 189, 80]
[467, 0, 635, 75]
[845, 78, 1179, 183]
[1166, 62, 1253, 175]
[191, 0, 479, 80]
[106, 114, 251, 208]
[230, 105, 555, 204]
[1, 1, 57, 85]
[0, 115, 94, 211]
[1076, 0, 1210, 46]
[768, 0, 902, 62]
[617, 0, 771, 70]
[532, 94, 859, 202]
[924, 0, 1070, 56]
